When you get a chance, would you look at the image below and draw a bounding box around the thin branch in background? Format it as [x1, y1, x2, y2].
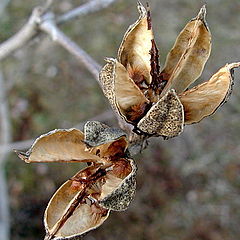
[40, 13, 101, 82]
[0, 70, 11, 240]
[57, 0, 117, 24]
[0, 7, 43, 60]
[0, 0, 10, 18]
[0, 0, 117, 61]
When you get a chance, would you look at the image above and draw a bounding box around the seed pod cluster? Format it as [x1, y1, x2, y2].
[15, 3, 240, 239]
[16, 121, 137, 240]
[99, 2, 240, 139]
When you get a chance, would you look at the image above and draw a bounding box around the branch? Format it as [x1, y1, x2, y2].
[0, 7, 43, 60]
[0, 69, 11, 240]
[0, 0, 10, 17]
[40, 13, 101, 82]
[57, 0, 117, 24]
[0, 0, 117, 61]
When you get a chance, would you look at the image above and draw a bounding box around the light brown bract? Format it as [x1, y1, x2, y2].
[99, 2, 240, 138]
[16, 121, 137, 240]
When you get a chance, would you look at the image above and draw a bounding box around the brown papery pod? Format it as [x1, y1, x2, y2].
[98, 158, 137, 211]
[118, 1, 154, 85]
[44, 158, 137, 240]
[137, 89, 184, 138]
[44, 173, 110, 240]
[179, 62, 240, 124]
[99, 58, 149, 124]
[160, 5, 211, 96]
[15, 129, 102, 164]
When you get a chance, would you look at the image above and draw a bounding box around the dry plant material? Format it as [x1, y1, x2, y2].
[99, 2, 240, 138]
[16, 121, 137, 240]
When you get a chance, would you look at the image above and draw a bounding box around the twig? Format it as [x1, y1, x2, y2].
[0, 69, 11, 240]
[57, 0, 117, 24]
[0, 0, 10, 17]
[40, 13, 101, 82]
[0, 0, 118, 61]
[0, 7, 43, 60]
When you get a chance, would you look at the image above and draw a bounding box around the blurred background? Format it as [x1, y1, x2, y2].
[1, 0, 240, 239]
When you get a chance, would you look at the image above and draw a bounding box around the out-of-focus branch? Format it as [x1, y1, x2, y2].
[0, 7, 42, 60]
[57, 0, 117, 24]
[0, 70, 11, 240]
[0, 0, 117, 62]
[40, 13, 101, 82]
[0, 0, 10, 17]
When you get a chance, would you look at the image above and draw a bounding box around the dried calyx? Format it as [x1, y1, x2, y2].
[16, 121, 137, 240]
[99, 2, 240, 139]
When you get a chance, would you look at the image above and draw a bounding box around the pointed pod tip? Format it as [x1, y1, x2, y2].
[198, 4, 207, 21]
[14, 149, 30, 163]
[104, 57, 116, 64]
[137, 0, 147, 17]
[227, 62, 240, 69]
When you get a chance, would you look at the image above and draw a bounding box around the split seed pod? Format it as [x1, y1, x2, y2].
[99, 2, 239, 138]
[16, 121, 137, 240]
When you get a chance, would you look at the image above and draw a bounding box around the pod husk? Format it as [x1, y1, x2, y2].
[160, 5, 211, 95]
[99, 58, 149, 123]
[118, 1, 154, 85]
[15, 129, 101, 163]
[99, 158, 137, 211]
[44, 180, 110, 240]
[179, 62, 240, 124]
[137, 89, 184, 138]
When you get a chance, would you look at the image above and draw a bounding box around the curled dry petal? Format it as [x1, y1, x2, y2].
[99, 58, 149, 123]
[118, 1, 154, 85]
[44, 158, 137, 239]
[160, 5, 211, 95]
[137, 89, 184, 138]
[16, 129, 101, 163]
[179, 62, 240, 124]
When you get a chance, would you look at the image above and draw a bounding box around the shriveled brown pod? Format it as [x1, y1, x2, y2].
[160, 5, 211, 96]
[15, 128, 102, 164]
[179, 62, 240, 124]
[44, 157, 137, 240]
[118, 1, 154, 86]
[44, 175, 110, 240]
[98, 158, 137, 211]
[99, 3, 239, 139]
[16, 121, 138, 239]
[99, 58, 150, 124]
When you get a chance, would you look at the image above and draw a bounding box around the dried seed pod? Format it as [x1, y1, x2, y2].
[160, 5, 211, 96]
[15, 129, 101, 163]
[99, 58, 149, 124]
[44, 158, 137, 239]
[44, 179, 110, 240]
[118, 1, 154, 85]
[179, 62, 240, 124]
[99, 158, 137, 211]
[137, 89, 184, 138]
[99, 4, 215, 139]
